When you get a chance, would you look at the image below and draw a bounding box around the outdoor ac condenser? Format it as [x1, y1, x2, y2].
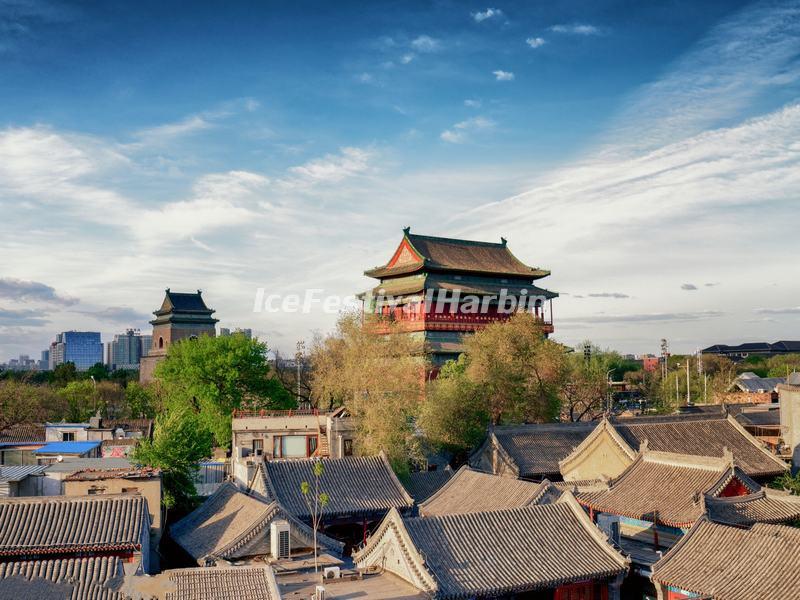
[270, 519, 291, 559]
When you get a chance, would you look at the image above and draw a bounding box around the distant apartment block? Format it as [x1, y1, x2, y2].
[48, 331, 103, 371]
[220, 327, 253, 338]
[1, 354, 37, 371]
[106, 328, 150, 370]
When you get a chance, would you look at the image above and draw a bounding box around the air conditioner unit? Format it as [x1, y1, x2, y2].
[270, 519, 291, 559]
[596, 513, 621, 546]
[323, 566, 341, 580]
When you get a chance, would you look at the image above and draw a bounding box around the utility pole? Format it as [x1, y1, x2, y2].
[295, 340, 305, 406]
[686, 357, 691, 404]
[660, 339, 669, 380]
[675, 371, 680, 406]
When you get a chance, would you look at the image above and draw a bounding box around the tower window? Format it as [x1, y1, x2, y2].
[158, 337, 164, 348]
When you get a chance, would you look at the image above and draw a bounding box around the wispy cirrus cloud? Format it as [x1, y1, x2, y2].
[526, 37, 546, 48]
[753, 306, 800, 315]
[549, 23, 601, 35]
[440, 116, 495, 143]
[283, 147, 375, 186]
[560, 310, 724, 324]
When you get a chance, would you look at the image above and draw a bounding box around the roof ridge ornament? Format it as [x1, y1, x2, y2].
[500, 236, 507, 246]
[403, 226, 411, 235]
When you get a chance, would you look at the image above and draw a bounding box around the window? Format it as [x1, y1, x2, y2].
[62, 432, 75, 442]
[88, 486, 106, 495]
[307, 436, 318, 456]
[252, 439, 264, 455]
[158, 337, 164, 348]
[343, 439, 354, 456]
[121, 487, 139, 494]
[273, 435, 311, 458]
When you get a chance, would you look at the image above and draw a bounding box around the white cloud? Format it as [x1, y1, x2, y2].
[440, 116, 495, 143]
[464, 99, 482, 108]
[493, 70, 514, 81]
[526, 37, 546, 48]
[549, 23, 601, 35]
[357, 72, 373, 83]
[400, 53, 415, 64]
[754, 306, 800, 315]
[472, 8, 503, 23]
[284, 147, 374, 186]
[681, 283, 698, 291]
[410, 35, 440, 52]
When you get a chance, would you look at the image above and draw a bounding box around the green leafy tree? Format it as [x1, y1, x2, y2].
[417, 356, 488, 454]
[59, 380, 98, 422]
[125, 382, 158, 418]
[154, 334, 294, 446]
[85, 363, 110, 381]
[0, 380, 65, 430]
[300, 460, 330, 572]
[131, 404, 213, 516]
[420, 312, 569, 453]
[52, 362, 78, 386]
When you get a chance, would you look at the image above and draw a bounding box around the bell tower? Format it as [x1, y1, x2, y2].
[139, 288, 219, 382]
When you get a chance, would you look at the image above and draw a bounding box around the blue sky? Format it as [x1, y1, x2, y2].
[1, 0, 799, 360]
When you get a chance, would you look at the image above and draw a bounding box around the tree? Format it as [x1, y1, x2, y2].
[85, 362, 110, 381]
[420, 312, 569, 453]
[52, 362, 78, 386]
[125, 382, 158, 418]
[154, 334, 294, 446]
[310, 311, 427, 471]
[459, 312, 567, 425]
[59, 380, 97, 422]
[131, 404, 213, 516]
[560, 350, 614, 422]
[417, 356, 488, 454]
[300, 460, 330, 572]
[0, 379, 65, 430]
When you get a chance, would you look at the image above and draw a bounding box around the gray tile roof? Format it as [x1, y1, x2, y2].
[419, 466, 560, 517]
[705, 489, 800, 526]
[260, 455, 414, 520]
[578, 451, 761, 527]
[652, 520, 800, 600]
[0, 556, 122, 599]
[610, 414, 787, 477]
[0, 494, 147, 557]
[355, 495, 627, 599]
[164, 566, 279, 600]
[483, 422, 597, 478]
[402, 468, 453, 503]
[170, 482, 342, 564]
[732, 375, 785, 393]
[0, 465, 47, 482]
[0, 423, 45, 445]
[44, 458, 132, 474]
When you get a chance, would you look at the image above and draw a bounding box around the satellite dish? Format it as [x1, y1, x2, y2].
[56, 455, 64, 462]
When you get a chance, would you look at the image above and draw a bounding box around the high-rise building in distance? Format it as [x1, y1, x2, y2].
[49, 331, 103, 371]
[107, 329, 150, 370]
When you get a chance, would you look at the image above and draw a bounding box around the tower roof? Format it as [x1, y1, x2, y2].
[365, 229, 551, 279]
[151, 289, 218, 326]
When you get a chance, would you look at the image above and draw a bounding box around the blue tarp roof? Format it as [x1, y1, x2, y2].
[34, 441, 101, 455]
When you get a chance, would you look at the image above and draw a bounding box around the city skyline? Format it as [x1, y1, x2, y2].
[1, 0, 799, 359]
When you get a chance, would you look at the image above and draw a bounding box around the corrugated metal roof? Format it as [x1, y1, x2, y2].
[34, 441, 101, 455]
[45, 458, 132, 473]
[0, 465, 47, 482]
